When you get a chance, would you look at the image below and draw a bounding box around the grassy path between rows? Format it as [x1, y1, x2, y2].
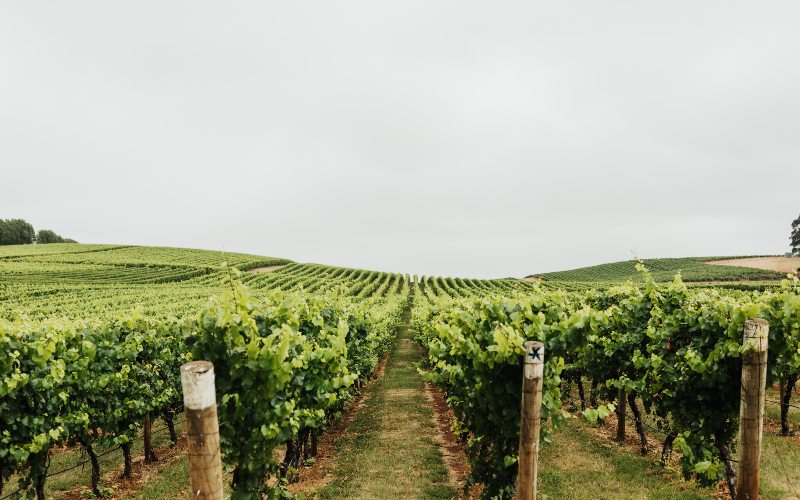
[314, 310, 456, 499]
[310, 309, 718, 500]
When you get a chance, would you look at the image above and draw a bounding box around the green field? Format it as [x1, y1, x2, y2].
[529, 256, 785, 283]
[0, 244, 539, 322]
[0, 244, 412, 321]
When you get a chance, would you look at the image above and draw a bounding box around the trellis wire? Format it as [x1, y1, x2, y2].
[0, 413, 187, 500]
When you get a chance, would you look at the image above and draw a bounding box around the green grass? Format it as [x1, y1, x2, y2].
[558, 384, 800, 499]
[315, 317, 456, 499]
[757, 390, 800, 499]
[540, 418, 712, 499]
[135, 446, 236, 500]
[531, 256, 784, 283]
[759, 433, 800, 499]
[136, 455, 191, 500]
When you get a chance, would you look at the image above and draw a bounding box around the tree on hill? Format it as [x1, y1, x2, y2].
[0, 219, 35, 245]
[0, 219, 76, 245]
[36, 229, 72, 244]
[792, 213, 800, 256]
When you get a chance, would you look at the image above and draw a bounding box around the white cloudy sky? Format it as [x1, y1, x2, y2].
[1, 1, 798, 278]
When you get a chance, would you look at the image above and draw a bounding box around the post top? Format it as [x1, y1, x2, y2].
[743, 319, 768, 352]
[181, 361, 216, 410]
[181, 360, 214, 375]
[743, 318, 769, 347]
[523, 341, 544, 365]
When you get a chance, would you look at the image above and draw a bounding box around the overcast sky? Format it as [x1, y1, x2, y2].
[1, 2, 799, 278]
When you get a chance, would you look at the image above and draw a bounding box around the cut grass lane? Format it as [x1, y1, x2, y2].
[315, 318, 456, 499]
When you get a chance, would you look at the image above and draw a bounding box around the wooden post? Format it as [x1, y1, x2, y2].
[143, 413, 155, 463]
[737, 318, 768, 500]
[616, 388, 626, 442]
[517, 340, 544, 500]
[181, 361, 224, 500]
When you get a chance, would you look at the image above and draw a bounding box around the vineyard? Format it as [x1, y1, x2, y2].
[1, 244, 800, 498]
[529, 256, 789, 284]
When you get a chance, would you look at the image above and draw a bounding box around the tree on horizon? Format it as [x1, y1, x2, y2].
[792, 213, 800, 256]
[0, 219, 35, 245]
[0, 219, 76, 245]
[36, 229, 76, 244]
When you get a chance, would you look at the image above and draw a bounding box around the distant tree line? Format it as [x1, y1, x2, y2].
[36, 229, 77, 244]
[0, 219, 76, 245]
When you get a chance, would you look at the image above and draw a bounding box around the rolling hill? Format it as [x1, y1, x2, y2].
[527, 256, 792, 283]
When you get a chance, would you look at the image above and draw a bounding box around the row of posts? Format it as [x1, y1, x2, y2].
[517, 318, 769, 500]
[175, 318, 769, 500]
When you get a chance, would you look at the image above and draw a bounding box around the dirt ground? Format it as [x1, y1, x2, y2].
[522, 276, 543, 283]
[708, 256, 800, 275]
[247, 265, 285, 273]
[425, 381, 480, 499]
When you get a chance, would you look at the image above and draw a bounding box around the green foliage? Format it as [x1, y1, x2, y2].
[0, 220, 74, 245]
[0, 244, 414, 305]
[0, 244, 408, 497]
[792, 214, 800, 256]
[0, 282, 404, 497]
[183, 282, 402, 497]
[581, 403, 615, 423]
[0, 245, 292, 286]
[532, 257, 785, 283]
[0, 219, 35, 246]
[0, 317, 94, 493]
[5, 243, 799, 498]
[35, 229, 71, 244]
[412, 291, 607, 498]
[412, 267, 800, 498]
[0, 313, 185, 497]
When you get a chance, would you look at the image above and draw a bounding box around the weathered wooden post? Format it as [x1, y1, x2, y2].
[517, 340, 544, 500]
[616, 388, 626, 442]
[181, 361, 224, 500]
[737, 318, 768, 500]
